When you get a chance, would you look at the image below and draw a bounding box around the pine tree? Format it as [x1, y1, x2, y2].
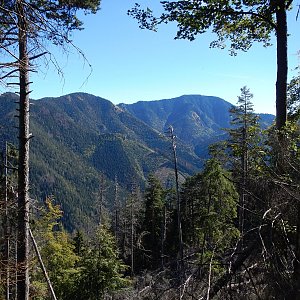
[142, 174, 165, 269]
[197, 159, 239, 269]
[227, 86, 262, 242]
[181, 173, 202, 247]
[75, 225, 129, 300]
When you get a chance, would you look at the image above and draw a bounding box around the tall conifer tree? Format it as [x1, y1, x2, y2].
[142, 174, 164, 269]
[0, 1, 101, 298]
[227, 86, 261, 241]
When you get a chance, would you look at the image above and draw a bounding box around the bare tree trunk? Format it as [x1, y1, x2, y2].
[168, 126, 183, 264]
[275, 2, 288, 130]
[16, 1, 30, 298]
[114, 175, 120, 242]
[4, 141, 10, 300]
[29, 228, 57, 300]
[130, 196, 134, 276]
[161, 203, 167, 269]
[168, 126, 184, 300]
[97, 174, 105, 226]
[205, 238, 258, 299]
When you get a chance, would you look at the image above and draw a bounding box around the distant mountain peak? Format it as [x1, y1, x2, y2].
[0, 92, 274, 230]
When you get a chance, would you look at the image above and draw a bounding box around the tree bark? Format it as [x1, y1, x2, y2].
[4, 142, 10, 300]
[275, 2, 288, 130]
[169, 126, 183, 265]
[17, 1, 30, 299]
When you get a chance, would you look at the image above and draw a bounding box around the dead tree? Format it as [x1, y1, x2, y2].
[0, 2, 101, 298]
[168, 126, 183, 266]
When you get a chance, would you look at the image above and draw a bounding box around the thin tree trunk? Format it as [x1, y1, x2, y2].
[17, 1, 30, 298]
[169, 126, 183, 264]
[130, 196, 134, 276]
[275, 2, 288, 130]
[239, 122, 247, 250]
[29, 228, 57, 300]
[114, 175, 120, 242]
[293, 202, 300, 295]
[205, 238, 258, 299]
[5, 141, 10, 300]
[161, 204, 167, 269]
[97, 174, 105, 226]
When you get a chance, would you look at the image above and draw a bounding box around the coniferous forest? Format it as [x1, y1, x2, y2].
[0, 1, 300, 299]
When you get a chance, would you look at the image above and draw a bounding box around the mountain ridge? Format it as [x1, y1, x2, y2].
[119, 94, 274, 157]
[0, 92, 274, 230]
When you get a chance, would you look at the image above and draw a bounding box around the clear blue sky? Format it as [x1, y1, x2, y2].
[10, 0, 300, 114]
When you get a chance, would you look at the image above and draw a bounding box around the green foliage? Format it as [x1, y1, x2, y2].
[75, 225, 130, 300]
[265, 121, 300, 176]
[227, 86, 263, 175]
[31, 198, 80, 299]
[128, 1, 282, 55]
[181, 158, 239, 260]
[0, 0, 101, 50]
[73, 230, 85, 256]
[229, 87, 258, 132]
[31, 199, 130, 300]
[287, 75, 300, 121]
[141, 174, 165, 269]
[199, 159, 239, 248]
[181, 172, 202, 246]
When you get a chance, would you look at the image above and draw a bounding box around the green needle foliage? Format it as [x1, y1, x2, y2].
[31, 198, 80, 299]
[129, 0, 278, 54]
[31, 199, 129, 300]
[227, 86, 263, 176]
[287, 75, 300, 122]
[226, 87, 264, 235]
[181, 158, 239, 271]
[141, 174, 165, 269]
[75, 225, 130, 300]
[200, 158, 239, 248]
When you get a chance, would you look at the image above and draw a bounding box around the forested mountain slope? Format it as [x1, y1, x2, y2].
[0, 92, 273, 230]
[120, 95, 274, 157]
[0, 92, 200, 229]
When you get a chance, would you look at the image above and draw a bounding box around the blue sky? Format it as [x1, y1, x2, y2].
[9, 0, 300, 114]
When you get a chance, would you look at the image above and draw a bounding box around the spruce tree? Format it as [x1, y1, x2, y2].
[227, 86, 262, 241]
[142, 174, 164, 269]
[198, 158, 239, 269]
[181, 173, 202, 247]
[75, 225, 129, 300]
